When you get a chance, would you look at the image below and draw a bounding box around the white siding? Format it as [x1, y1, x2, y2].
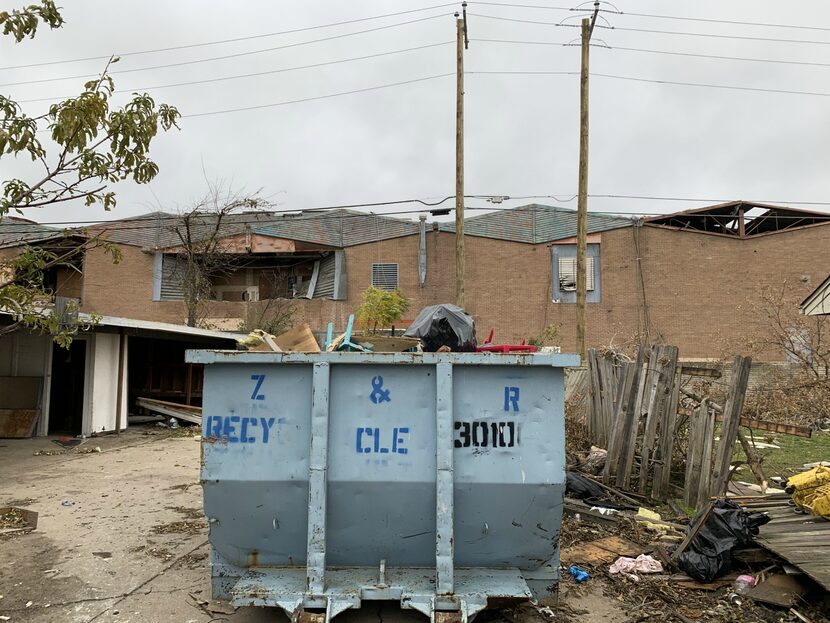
[88, 333, 128, 434]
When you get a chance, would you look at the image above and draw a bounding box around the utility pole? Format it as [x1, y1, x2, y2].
[576, 2, 599, 363]
[455, 3, 468, 308]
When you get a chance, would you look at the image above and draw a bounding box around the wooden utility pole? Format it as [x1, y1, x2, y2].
[576, 3, 599, 362]
[455, 4, 468, 308]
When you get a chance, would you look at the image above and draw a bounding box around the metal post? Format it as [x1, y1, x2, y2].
[306, 362, 331, 595]
[435, 361, 455, 594]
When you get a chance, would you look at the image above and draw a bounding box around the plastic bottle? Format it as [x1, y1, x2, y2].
[168, 417, 179, 429]
[733, 574, 755, 595]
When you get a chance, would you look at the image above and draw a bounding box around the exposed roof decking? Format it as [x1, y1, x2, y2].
[644, 201, 830, 238]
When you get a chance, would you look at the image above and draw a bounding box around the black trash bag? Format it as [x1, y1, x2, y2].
[675, 500, 771, 582]
[403, 304, 476, 352]
[566, 472, 606, 501]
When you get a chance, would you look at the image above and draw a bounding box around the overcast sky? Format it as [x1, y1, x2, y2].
[2, 0, 830, 225]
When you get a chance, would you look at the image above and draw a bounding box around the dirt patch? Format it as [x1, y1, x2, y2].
[146, 546, 176, 561]
[166, 506, 203, 520]
[4, 498, 37, 507]
[32, 447, 101, 456]
[176, 550, 208, 568]
[150, 520, 205, 535]
[167, 482, 198, 492]
[0, 532, 90, 610]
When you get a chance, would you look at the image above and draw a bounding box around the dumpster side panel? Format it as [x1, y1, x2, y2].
[327, 365, 437, 566]
[453, 366, 565, 567]
[202, 363, 313, 568]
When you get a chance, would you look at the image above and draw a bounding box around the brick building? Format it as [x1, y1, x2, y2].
[3, 201, 829, 360]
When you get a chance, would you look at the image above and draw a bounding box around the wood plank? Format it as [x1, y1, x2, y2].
[136, 397, 202, 424]
[653, 366, 680, 500]
[603, 358, 637, 483]
[0, 409, 41, 439]
[746, 574, 808, 608]
[685, 402, 704, 508]
[638, 345, 663, 494]
[600, 357, 617, 447]
[696, 400, 716, 507]
[272, 323, 319, 352]
[561, 535, 641, 566]
[587, 350, 601, 442]
[711, 356, 752, 496]
[679, 365, 722, 379]
[619, 351, 648, 489]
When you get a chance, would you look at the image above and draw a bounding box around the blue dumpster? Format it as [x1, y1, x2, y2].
[187, 351, 577, 622]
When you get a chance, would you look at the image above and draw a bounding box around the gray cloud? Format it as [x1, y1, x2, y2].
[2, 0, 829, 225]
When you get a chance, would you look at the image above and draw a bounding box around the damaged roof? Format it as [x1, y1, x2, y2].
[439, 204, 633, 243]
[79, 209, 420, 249]
[644, 201, 830, 238]
[0, 216, 66, 248]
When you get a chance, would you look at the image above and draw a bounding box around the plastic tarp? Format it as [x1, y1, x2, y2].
[403, 304, 477, 352]
[675, 500, 771, 582]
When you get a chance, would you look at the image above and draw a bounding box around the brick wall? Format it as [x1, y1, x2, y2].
[73, 222, 830, 360]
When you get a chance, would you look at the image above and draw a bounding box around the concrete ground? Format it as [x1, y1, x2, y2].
[0, 428, 621, 623]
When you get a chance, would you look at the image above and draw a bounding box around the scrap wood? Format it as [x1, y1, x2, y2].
[680, 388, 812, 438]
[272, 323, 320, 353]
[670, 500, 715, 563]
[583, 474, 643, 507]
[673, 578, 734, 591]
[562, 535, 642, 566]
[789, 608, 813, 623]
[746, 573, 809, 608]
[136, 397, 202, 425]
[353, 335, 421, 352]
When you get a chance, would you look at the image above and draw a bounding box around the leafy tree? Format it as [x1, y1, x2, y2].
[357, 286, 410, 334]
[0, 1, 179, 343]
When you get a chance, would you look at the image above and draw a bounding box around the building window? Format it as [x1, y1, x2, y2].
[558, 256, 595, 291]
[551, 244, 601, 303]
[371, 263, 399, 291]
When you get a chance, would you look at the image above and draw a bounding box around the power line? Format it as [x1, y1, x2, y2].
[591, 72, 830, 98]
[470, 2, 830, 34]
[475, 37, 830, 69]
[0, 13, 451, 88]
[469, 69, 830, 99]
[596, 44, 830, 69]
[603, 25, 830, 47]
[467, 70, 577, 75]
[468, 13, 563, 26]
[598, 8, 830, 34]
[472, 12, 830, 47]
[473, 37, 567, 46]
[16, 42, 454, 104]
[180, 73, 454, 119]
[470, 1, 572, 10]
[0, 3, 458, 72]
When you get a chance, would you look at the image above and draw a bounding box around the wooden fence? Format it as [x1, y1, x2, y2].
[587, 345, 753, 504]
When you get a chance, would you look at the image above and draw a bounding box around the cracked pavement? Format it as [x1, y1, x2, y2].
[0, 430, 425, 623]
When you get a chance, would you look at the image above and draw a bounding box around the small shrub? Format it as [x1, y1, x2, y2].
[357, 286, 410, 334]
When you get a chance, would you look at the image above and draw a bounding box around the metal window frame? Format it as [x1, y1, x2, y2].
[371, 263, 399, 291]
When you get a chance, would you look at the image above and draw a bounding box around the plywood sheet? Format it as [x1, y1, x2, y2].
[561, 535, 641, 566]
[0, 409, 40, 438]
